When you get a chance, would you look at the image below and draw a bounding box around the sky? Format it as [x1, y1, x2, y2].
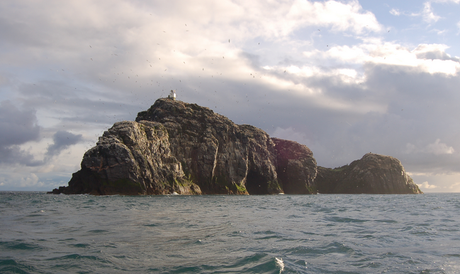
[1, 0, 460, 192]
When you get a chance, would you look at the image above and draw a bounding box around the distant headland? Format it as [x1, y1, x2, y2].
[49, 95, 422, 195]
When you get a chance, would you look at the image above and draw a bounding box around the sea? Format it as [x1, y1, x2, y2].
[1, 192, 459, 274]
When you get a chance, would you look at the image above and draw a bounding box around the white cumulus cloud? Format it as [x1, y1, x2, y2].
[417, 181, 437, 189]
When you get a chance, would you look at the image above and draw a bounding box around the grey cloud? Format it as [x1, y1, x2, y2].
[0, 101, 42, 166]
[240, 52, 261, 67]
[364, 63, 460, 123]
[413, 45, 460, 62]
[0, 101, 40, 146]
[0, 16, 51, 48]
[18, 81, 142, 127]
[0, 146, 43, 166]
[46, 131, 83, 158]
[0, 3, 128, 51]
[416, 50, 460, 62]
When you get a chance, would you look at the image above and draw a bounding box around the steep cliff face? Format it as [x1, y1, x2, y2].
[51, 99, 318, 195]
[315, 153, 422, 194]
[272, 138, 317, 194]
[54, 120, 201, 195]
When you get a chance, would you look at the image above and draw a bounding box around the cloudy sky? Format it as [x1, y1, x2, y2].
[1, 0, 460, 192]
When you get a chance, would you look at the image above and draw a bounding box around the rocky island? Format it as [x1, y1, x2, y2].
[50, 98, 422, 195]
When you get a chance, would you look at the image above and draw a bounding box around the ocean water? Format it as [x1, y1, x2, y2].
[1, 192, 459, 274]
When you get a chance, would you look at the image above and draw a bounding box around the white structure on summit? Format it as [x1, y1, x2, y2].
[168, 90, 176, 100]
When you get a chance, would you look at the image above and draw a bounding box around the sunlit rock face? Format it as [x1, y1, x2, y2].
[315, 153, 423, 194]
[52, 120, 200, 195]
[50, 99, 421, 195]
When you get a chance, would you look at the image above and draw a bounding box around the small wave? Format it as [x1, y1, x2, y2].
[70, 243, 90, 248]
[284, 241, 355, 257]
[326, 216, 368, 223]
[231, 253, 281, 273]
[254, 230, 281, 240]
[47, 253, 104, 261]
[0, 258, 36, 273]
[375, 219, 398, 223]
[0, 240, 44, 251]
[44, 253, 117, 273]
[144, 223, 159, 227]
[87, 229, 109, 234]
[275, 257, 284, 273]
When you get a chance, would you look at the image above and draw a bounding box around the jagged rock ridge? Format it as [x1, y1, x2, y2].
[50, 98, 422, 195]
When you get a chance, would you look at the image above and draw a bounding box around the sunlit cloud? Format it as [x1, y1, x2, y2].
[417, 181, 437, 189]
[289, 0, 382, 34]
[301, 42, 460, 76]
[406, 139, 455, 155]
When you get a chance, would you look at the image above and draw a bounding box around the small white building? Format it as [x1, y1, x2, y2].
[168, 90, 176, 100]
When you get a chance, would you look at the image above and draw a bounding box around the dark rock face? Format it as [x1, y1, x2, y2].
[315, 153, 423, 194]
[272, 138, 317, 194]
[50, 98, 421, 195]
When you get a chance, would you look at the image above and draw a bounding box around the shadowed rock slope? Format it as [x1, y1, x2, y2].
[50, 98, 422, 195]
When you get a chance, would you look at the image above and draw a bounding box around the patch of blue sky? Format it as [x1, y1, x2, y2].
[359, 0, 460, 57]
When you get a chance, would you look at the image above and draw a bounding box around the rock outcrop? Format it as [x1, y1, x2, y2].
[272, 138, 317, 194]
[52, 120, 201, 195]
[315, 153, 422, 194]
[50, 98, 317, 195]
[49, 98, 422, 195]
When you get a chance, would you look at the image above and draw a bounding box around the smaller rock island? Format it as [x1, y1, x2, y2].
[50, 98, 422, 195]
